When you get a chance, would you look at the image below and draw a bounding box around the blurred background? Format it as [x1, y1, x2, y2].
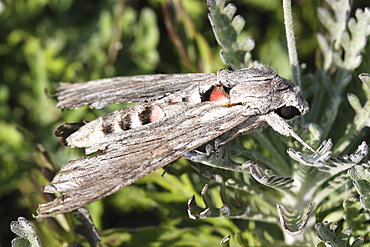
[0, 0, 369, 246]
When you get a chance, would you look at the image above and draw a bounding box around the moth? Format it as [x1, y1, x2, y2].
[36, 63, 314, 218]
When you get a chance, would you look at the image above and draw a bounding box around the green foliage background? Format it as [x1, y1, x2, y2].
[1, 0, 369, 246]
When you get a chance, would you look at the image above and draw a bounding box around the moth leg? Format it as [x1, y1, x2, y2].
[215, 116, 266, 148]
[188, 161, 225, 182]
[183, 137, 246, 172]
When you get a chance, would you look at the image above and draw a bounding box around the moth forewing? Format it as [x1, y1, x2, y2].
[37, 103, 253, 217]
[36, 64, 314, 218]
[56, 73, 215, 109]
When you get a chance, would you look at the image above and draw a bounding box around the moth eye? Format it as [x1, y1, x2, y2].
[277, 106, 300, 120]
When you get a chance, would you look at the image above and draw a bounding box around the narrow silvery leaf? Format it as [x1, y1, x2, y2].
[249, 163, 294, 191]
[348, 164, 370, 210]
[277, 203, 314, 235]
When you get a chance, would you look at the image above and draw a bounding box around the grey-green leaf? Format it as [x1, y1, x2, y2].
[10, 217, 41, 247]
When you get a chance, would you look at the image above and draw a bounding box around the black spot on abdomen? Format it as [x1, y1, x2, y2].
[138, 106, 153, 125]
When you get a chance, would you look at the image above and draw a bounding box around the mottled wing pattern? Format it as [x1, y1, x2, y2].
[56, 73, 214, 109]
[36, 64, 313, 217]
[36, 102, 257, 217]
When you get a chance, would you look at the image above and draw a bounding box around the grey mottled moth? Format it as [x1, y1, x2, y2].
[36, 63, 314, 218]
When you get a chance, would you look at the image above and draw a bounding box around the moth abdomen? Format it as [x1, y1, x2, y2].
[102, 122, 114, 134]
[64, 104, 166, 149]
[167, 84, 231, 104]
[101, 104, 165, 134]
[138, 106, 152, 124]
[202, 85, 230, 102]
[55, 122, 87, 146]
[168, 89, 202, 104]
[118, 114, 132, 131]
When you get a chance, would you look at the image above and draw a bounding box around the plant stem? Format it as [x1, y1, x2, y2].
[282, 0, 301, 88]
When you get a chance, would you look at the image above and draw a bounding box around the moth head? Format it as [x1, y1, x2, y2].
[216, 64, 309, 119]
